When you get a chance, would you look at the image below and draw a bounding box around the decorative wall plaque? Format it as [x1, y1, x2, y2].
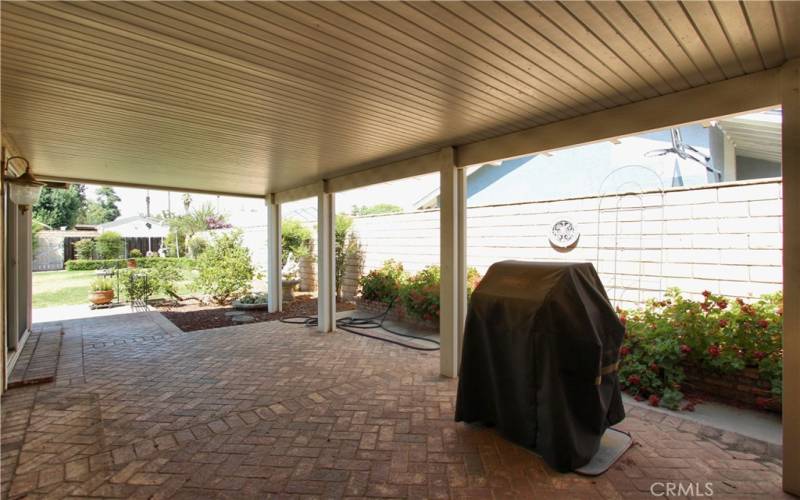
[549, 219, 579, 248]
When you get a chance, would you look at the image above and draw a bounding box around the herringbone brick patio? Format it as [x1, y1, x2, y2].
[1, 312, 788, 499]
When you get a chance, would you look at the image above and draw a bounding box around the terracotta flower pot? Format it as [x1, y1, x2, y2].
[89, 290, 114, 305]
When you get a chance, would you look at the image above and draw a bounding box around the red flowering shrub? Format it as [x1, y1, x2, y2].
[359, 260, 408, 305]
[399, 265, 482, 323]
[618, 288, 783, 410]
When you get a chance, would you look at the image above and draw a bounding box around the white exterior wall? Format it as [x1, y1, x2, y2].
[352, 179, 783, 308]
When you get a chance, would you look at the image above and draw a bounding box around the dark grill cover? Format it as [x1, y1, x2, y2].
[455, 261, 625, 472]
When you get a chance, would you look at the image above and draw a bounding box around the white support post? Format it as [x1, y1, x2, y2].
[782, 59, 800, 496]
[317, 185, 335, 333]
[439, 147, 467, 378]
[266, 195, 282, 313]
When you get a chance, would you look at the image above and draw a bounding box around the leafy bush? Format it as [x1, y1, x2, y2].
[188, 235, 208, 258]
[129, 248, 143, 258]
[193, 231, 258, 304]
[281, 219, 312, 267]
[151, 260, 183, 297]
[89, 277, 114, 292]
[401, 266, 441, 323]
[118, 260, 183, 302]
[335, 214, 358, 298]
[66, 257, 194, 271]
[73, 238, 95, 260]
[399, 265, 482, 323]
[360, 260, 408, 304]
[619, 288, 783, 410]
[96, 231, 124, 259]
[120, 269, 158, 302]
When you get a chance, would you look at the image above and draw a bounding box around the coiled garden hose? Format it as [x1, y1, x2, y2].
[279, 297, 440, 351]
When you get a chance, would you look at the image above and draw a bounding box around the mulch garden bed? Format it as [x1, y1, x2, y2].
[157, 295, 355, 332]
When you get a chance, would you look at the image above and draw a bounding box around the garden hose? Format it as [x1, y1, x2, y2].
[279, 297, 441, 352]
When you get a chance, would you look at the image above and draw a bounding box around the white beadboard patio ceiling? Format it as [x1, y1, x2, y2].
[1, 1, 797, 198]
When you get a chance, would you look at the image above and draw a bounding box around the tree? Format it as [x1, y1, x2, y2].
[350, 204, 403, 216]
[32, 185, 84, 229]
[163, 203, 229, 257]
[193, 231, 257, 304]
[95, 231, 124, 259]
[78, 186, 121, 224]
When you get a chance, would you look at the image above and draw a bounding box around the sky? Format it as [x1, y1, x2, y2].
[83, 172, 438, 227]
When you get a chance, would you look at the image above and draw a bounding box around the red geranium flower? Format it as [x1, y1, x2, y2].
[757, 319, 769, 329]
[716, 299, 728, 310]
[649, 363, 659, 373]
[702, 290, 712, 298]
[627, 374, 641, 386]
[754, 351, 767, 361]
[707, 345, 720, 358]
[648, 395, 660, 407]
[718, 319, 729, 328]
[620, 346, 631, 357]
[680, 344, 691, 354]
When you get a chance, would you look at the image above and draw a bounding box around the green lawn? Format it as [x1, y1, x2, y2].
[33, 269, 195, 309]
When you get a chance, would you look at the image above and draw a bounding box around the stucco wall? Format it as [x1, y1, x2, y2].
[352, 179, 783, 308]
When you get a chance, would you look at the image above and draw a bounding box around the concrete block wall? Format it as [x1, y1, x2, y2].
[351, 179, 783, 308]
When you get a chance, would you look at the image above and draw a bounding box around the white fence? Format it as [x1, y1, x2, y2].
[352, 179, 783, 307]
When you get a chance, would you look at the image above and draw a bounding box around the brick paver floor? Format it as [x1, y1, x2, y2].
[1, 312, 788, 499]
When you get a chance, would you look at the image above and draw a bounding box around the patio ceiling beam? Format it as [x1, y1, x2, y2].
[273, 66, 785, 203]
[457, 67, 782, 167]
[32, 174, 265, 200]
[326, 151, 443, 194]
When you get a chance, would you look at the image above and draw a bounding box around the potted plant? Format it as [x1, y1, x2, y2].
[128, 248, 142, 268]
[89, 277, 115, 305]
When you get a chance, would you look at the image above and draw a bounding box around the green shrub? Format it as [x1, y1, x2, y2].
[129, 248, 143, 258]
[118, 260, 183, 302]
[187, 235, 208, 258]
[96, 231, 124, 259]
[89, 277, 114, 291]
[401, 266, 441, 323]
[282, 219, 312, 267]
[619, 288, 783, 410]
[73, 238, 95, 260]
[399, 265, 482, 323]
[335, 214, 359, 298]
[360, 260, 408, 304]
[193, 231, 258, 304]
[65, 257, 195, 271]
[120, 269, 158, 302]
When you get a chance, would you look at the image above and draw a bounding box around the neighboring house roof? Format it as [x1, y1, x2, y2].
[414, 159, 530, 210]
[413, 117, 780, 210]
[97, 216, 169, 237]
